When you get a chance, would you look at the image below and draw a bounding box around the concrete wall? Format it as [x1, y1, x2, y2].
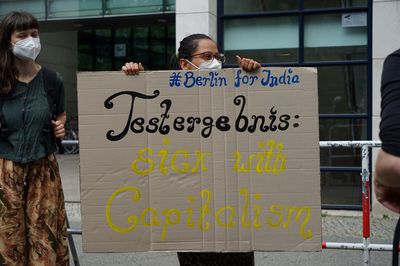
[175, 0, 217, 50]
[372, 0, 400, 216]
[38, 31, 78, 120]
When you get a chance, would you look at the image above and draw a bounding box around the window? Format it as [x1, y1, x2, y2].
[317, 65, 368, 115]
[0, 0, 175, 20]
[106, 0, 174, 15]
[48, 0, 102, 18]
[304, 0, 368, 9]
[224, 16, 298, 64]
[78, 26, 175, 71]
[321, 172, 362, 206]
[219, 0, 370, 208]
[304, 13, 367, 61]
[224, 0, 298, 13]
[0, 0, 45, 19]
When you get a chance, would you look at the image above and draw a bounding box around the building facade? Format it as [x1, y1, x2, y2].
[1, 0, 399, 215]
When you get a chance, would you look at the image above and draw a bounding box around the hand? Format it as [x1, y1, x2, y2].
[52, 120, 65, 139]
[236, 55, 261, 72]
[374, 149, 400, 214]
[122, 62, 144, 75]
[374, 178, 400, 214]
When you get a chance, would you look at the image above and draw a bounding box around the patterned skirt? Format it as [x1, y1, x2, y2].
[0, 154, 69, 265]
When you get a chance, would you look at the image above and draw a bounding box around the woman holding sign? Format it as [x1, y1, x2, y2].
[123, 33, 261, 266]
[0, 12, 69, 265]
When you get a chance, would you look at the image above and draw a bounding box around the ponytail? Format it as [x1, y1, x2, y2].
[167, 53, 180, 70]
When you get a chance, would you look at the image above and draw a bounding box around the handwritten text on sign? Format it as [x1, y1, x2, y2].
[78, 67, 321, 252]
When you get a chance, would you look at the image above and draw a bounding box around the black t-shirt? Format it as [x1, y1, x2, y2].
[380, 49, 400, 156]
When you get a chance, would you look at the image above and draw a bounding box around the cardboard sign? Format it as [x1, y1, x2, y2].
[78, 68, 321, 253]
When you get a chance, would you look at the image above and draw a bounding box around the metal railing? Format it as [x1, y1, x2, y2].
[63, 140, 398, 266]
[319, 141, 397, 266]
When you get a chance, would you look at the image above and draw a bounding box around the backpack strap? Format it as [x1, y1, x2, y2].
[0, 96, 10, 138]
[42, 67, 60, 152]
[42, 66, 59, 120]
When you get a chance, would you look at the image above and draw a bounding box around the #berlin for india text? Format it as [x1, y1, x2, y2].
[168, 68, 300, 88]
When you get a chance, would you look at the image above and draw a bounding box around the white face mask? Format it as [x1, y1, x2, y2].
[11, 37, 41, 61]
[186, 58, 222, 70]
[199, 58, 222, 69]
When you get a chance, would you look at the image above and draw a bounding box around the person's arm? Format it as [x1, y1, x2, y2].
[236, 55, 261, 72]
[375, 150, 400, 213]
[375, 49, 400, 213]
[52, 111, 66, 139]
[122, 62, 144, 75]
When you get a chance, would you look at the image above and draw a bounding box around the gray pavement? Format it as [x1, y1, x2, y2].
[57, 154, 398, 266]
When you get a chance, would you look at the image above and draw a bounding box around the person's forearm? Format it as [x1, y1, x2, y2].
[375, 149, 400, 187]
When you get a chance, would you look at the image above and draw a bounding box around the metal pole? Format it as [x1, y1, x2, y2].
[323, 241, 395, 251]
[62, 140, 79, 145]
[319, 140, 381, 148]
[361, 145, 370, 266]
[66, 218, 80, 266]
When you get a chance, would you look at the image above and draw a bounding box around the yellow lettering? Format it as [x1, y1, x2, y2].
[131, 148, 155, 175]
[255, 152, 265, 173]
[264, 139, 275, 173]
[253, 193, 262, 228]
[283, 206, 299, 228]
[216, 206, 237, 227]
[105, 186, 140, 233]
[185, 195, 195, 227]
[157, 149, 169, 174]
[191, 150, 211, 173]
[171, 150, 191, 173]
[105, 184, 315, 242]
[157, 137, 170, 174]
[240, 188, 251, 227]
[234, 151, 255, 173]
[253, 205, 262, 228]
[129, 137, 211, 175]
[255, 141, 268, 173]
[198, 189, 212, 231]
[267, 204, 283, 227]
[140, 208, 160, 226]
[296, 206, 313, 239]
[161, 208, 181, 240]
[273, 142, 286, 174]
[233, 139, 288, 175]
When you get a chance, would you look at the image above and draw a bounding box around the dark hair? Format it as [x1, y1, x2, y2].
[0, 11, 39, 95]
[168, 33, 213, 70]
